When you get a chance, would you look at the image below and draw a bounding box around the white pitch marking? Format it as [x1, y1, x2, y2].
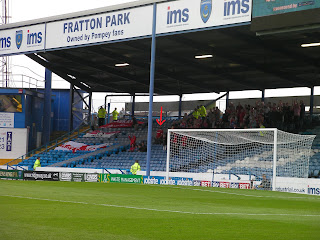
[1, 194, 319, 217]
[146, 184, 320, 200]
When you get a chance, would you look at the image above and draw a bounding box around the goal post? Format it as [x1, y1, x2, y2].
[166, 128, 315, 191]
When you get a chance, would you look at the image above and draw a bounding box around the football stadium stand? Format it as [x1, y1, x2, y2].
[9, 117, 320, 178]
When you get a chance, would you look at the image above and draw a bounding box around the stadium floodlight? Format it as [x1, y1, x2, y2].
[115, 63, 129, 67]
[166, 128, 315, 191]
[301, 42, 320, 48]
[195, 54, 213, 59]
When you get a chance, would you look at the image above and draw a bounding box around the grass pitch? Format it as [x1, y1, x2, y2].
[0, 180, 319, 240]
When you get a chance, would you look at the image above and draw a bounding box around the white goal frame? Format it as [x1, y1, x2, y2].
[166, 128, 314, 191]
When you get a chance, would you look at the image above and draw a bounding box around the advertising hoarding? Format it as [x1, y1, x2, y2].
[0, 128, 28, 159]
[72, 172, 85, 182]
[0, 169, 23, 180]
[251, 0, 320, 32]
[0, 95, 22, 113]
[23, 171, 59, 181]
[253, 0, 320, 18]
[85, 173, 99, 182]
[143, 176, 193, 186]
[0, 113, 14, 128]
[99, 174, 143, 184]
[59, 172, 72, 181]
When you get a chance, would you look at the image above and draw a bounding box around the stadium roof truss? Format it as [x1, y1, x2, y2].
[0, 0, 320, 95]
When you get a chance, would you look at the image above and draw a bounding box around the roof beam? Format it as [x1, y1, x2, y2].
[33, 52, 127, 92]
[170, 34, 309, 88]
[124, 41, 253, 92]
[51, 50, 175, 95]
[86, 46, 210, 94]
[218, 29, 316, 86]
[27, 53, 91, 92]
[223, 28, 320, 68]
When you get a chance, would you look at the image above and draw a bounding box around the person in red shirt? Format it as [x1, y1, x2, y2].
[155, 127, 164, 144]
[129, 134, 136, 152]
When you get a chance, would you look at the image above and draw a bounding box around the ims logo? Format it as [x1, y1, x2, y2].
[27, 30, 43, 45]
[0, 36, 11, 49]
[167, 6, 189, 25]
[224, 0, 250, 16]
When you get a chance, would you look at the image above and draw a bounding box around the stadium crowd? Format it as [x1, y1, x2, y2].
[170, 100, 306, 132]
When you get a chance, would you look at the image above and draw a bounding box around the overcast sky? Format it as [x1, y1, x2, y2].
[11, 0, 138, 22]
[4, 0, 318, 112]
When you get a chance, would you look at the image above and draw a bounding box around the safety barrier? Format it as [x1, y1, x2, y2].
[2, 169, 320, 196]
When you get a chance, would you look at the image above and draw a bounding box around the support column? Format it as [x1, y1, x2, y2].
[262, 89, 265, 102]
[178, 94, 182, 120]
[132, 93, 135, 119]
[146, 3, 157, 176]
[310, 86, 314, 116]
[107, 103, 111, 124]
[69, 84, 74, 132]
[226, 91, 230, 108]
[43, 68, 52, 145]
[88, 91, 92, 124]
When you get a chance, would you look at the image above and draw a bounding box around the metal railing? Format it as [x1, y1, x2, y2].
[6, 123, 91, 169]
[1, 74, 45, 90]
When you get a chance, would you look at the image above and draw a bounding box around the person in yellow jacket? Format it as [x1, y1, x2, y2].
[259, 122, 266, 137]
[130, 160, 141, 175]
[199, 105, 207, 118]
[98, 106, 106, 127]
[112, 108, 119, 121]
[33, 157, 41, 170]
[192, 108, 200, 119]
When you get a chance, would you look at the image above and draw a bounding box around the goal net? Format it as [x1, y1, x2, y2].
[166, 129, 315, 190]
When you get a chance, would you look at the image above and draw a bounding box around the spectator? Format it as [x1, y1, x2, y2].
[214, 107, 221, 121]
[183, 113, 188, 121]
[238, 108, 246, 128]
[254, 174, 271, 190]
[112, 108, 119, 121]
[98, 106, 106, 127]
[129, 134, 136, 152]
[119, 108, 125, 119]
[163, 133, 167, 150]
[170, 100, 304, 133]
[138, 142, 147, 152]
[130, 160, 141, 175]
[192, 107, 200, 119]
[33, 157, 41, 170]
[199, 105, 207, 119]
[155, 127, 164, 144]
[293, 101, 301, 130]
[300, 100, 305, 129]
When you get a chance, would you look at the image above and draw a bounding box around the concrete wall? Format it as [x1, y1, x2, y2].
[230, 95, 319, 110]
[126, 95, 319, 113]
[125, 99, 215, 113]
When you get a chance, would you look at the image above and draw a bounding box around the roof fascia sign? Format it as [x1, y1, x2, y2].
[156, 0, 252, 34]
[0, 24, 45, 56]
[45, 4, 154, 50]
[0, 0, 252, 56]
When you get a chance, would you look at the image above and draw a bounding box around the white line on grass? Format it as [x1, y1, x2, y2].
[1, 194, 319, 217]
[146, 184, 319, 200]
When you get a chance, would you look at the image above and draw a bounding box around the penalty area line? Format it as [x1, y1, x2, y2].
[1, 194, 319, 217]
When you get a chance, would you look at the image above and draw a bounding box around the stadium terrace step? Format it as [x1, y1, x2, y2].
[8, 124, 92, 169]
[0, 159, 13, 165]
[49, 144, 126, 168]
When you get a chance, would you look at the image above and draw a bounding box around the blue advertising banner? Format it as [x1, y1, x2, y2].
[143, 176, 193, 186]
